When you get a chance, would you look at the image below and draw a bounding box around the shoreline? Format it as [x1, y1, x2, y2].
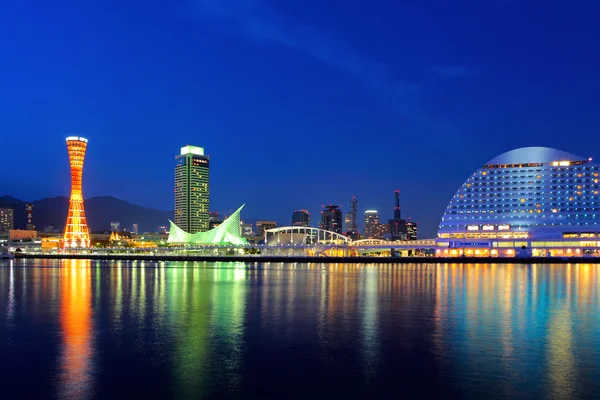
[11, 253, 600, 264]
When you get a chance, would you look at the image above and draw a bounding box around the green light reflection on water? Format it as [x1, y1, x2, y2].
[167, 262, 248, 397]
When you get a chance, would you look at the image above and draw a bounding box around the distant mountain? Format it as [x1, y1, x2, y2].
[0, 195, 172, 233]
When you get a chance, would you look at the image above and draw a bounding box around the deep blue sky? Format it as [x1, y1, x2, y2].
[1, 0, 599, 237]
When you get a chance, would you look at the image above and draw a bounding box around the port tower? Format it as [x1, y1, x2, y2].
[63, 136, 90, 248]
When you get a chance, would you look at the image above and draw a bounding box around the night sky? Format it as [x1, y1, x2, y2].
[1, 0, 599, 237]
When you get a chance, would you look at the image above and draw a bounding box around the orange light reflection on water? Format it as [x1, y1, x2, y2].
[59, 259, 93, 399]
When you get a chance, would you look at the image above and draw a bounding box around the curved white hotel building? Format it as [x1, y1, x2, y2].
[437, 147, 600, 257]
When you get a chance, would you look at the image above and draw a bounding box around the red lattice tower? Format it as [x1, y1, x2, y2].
[63, 136, 91, 248]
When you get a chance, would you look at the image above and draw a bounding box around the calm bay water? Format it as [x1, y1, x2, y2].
[1, 260, 600, 399]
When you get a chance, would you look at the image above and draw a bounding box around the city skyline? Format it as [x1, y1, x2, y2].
[1, 1, 600, 238]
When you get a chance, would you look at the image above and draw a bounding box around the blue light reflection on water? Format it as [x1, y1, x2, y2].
[1, 260, 600, 399]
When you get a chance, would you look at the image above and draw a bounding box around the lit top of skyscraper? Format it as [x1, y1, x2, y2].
[180, 145, 204, 156]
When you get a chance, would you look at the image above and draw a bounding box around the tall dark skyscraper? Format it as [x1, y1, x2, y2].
[0, 207, 14, 232]
[344, 196, 359, 239]
[292, 210, 310, 226]
[319, 205, 342, 233]
[394, 190, 401, 219]
[389, 190, 403, 240]
[175, 145, 210, 233]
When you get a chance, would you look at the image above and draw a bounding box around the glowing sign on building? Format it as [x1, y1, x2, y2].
[497, 224, 511, 231]
[482, 225, 494, 231]
[467, 225, 479, 231]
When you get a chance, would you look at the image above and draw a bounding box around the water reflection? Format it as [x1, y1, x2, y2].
[7, 263, 15, 321]
[432, 263, 600, 398]
[167, 263, 248, 397]
[0, 260, 600, 398]
[59, 259, 94, 399]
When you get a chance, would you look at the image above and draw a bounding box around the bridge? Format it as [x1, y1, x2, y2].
[264, 226, 351, 245]
[264, 227, 436, 256]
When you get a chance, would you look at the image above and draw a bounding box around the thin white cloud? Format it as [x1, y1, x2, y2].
[190, 0, 422, 118]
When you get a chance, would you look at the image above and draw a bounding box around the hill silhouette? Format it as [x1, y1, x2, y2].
[0, 195, 172, 233]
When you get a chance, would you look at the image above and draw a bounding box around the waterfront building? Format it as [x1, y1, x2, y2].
[319, 205, 342, 233]
[373, 222, 389, 240]
[240, 221, 254, 236]
[168, 205, 246, 245]
[256, 221, 277, 237]
[63, 136, 91, 248]
[292, 210, 310, 227]
[437, 147, 600, 257]
[9, 229, 37, 240]
[345, 197, 360, 240]
[132, 223, 139, 235]
[209, 212, 222, 229]
[364, 210, 379, 238]
[406, 221, 418, 241]
[175, 145, 210, 233]
[0, 208, 14, 232]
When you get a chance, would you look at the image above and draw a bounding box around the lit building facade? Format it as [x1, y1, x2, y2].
[175, 145, 210, 233]
[0, 208, 14, 232]
[437, 147, 600, 257]
[319, 205, 342, 233]
[256, 221, 277, 237]
[406, 221, 418, 241]
[209, 212, 222, 229]
[63, 136, 91, 248]
[292, 210, 310, 227]
[364, 210, 379, 238]
[373, 222, 389, 240]
[240, 221, 254, 236]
